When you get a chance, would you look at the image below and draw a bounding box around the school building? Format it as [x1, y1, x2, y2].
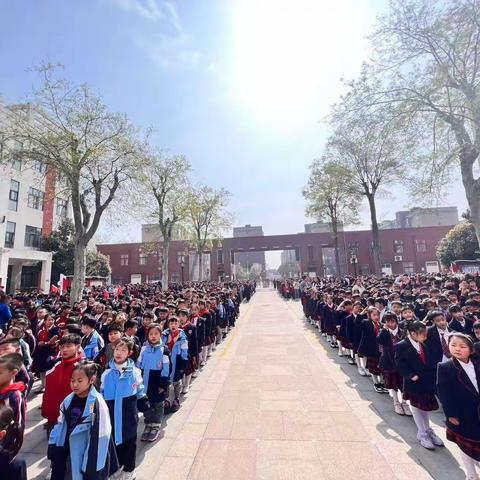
[97, 224, 454, 284]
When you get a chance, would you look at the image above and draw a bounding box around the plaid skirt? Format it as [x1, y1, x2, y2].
[447, 428, 480, 461]
[184, 356, 198, 376]
[381, 370, 403, 391]
[366, 356, 382, 376]
[403, 392, 438, 411]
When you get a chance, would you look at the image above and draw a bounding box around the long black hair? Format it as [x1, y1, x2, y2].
[0, 404, 23, 459]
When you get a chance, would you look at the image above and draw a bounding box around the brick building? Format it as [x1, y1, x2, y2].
[97, 225, 453, 283]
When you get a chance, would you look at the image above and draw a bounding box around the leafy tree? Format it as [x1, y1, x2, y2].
[137, 151, 191, 290]
[6, 64, 143, 302]
[366, 0, 480, 251]
[186, 185, 232, 281]
[303, 156, 361, 276]
[41, 218, 75, 283]
[437, 222, 479, 267]
[86, 250, 111, 278]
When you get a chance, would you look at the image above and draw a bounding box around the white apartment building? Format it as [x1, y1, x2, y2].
[0, 102, 71, 293]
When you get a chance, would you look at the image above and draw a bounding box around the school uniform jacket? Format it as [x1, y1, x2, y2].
[136, 342, 171, 403]
[357, 319, 380, 358]
[101, 359, 149, 445]
[377, 327, 404, 372]
[425, 326, 449, 366]
[48, 387, 119, 480]
[394, 339, 436, 394]
[449, 318, 475, 336]
[162, 329, 189, 382]
[82, 330, 105, 360]
[182, 323, 198, 358]
[437, 358, 480, 441]
[192, 315, 205, 349]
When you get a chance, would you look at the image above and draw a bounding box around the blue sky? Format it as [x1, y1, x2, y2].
[0, 1, 468, 266]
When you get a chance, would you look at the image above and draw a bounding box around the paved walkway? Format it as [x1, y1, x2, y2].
[25, 288, 467, 479]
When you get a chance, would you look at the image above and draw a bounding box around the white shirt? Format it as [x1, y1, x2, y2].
[437, 328, 450, 361]
[408, 336, 421, 354]
[389, 327, 399, 337]
[459, 360, 479, 393]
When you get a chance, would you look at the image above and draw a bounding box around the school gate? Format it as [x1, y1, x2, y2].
[98, 225, 451, 283]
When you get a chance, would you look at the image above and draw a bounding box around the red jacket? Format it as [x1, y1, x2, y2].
[41, 354, 83, 423]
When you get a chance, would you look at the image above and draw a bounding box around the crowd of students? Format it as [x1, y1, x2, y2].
[0, 281, 255, 480]
[282, 273, 480, 480]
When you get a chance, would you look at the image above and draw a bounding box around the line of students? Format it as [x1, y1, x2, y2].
[297, 276, 480, 480]
[0, 281, 254, 480]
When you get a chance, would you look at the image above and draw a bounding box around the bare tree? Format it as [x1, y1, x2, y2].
[329, 85, 407, 274]
[5, 64, 143, 302]
[137, 151, 191, 290]
[367, 0, 480, 245]
[303, 155, 361, 276]
[186, 185, 232, 281]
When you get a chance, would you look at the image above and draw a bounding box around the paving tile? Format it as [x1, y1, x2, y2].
[231, 411, 285, 440]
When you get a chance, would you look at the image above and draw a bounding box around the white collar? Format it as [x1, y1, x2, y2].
[389, 327, 399, 336]
[408, 336, 421, 352]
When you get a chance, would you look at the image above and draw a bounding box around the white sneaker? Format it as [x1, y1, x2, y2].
[418, 433, 435, 450]
[358, 367, 368, 376]
[182, 384, 190, 394]
[401, 403, 412, 416]
[123, 471, 136, 480]
[427, 428, 444, 447]
[394, 404, 405, 415]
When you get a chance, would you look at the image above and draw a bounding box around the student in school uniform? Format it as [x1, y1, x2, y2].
[424, 310, 451, 366]
[337, 300, 355, 364]
[358, 307, 387, 393]
[178, 308, 197, 394]
[437, 333, 480, 480]
[323, 295, 337, 347]
[377, 312, 410, 415]
[345, 301, 366, 374]
[449, 305, 475, 336]
[395, 321, 443, 450]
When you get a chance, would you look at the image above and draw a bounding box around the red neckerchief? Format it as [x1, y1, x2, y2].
[200, 308, 209, 316]
[0, 382, 26, 395]
[167, 330, 180, 352]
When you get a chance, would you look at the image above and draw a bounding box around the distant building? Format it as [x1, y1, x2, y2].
[380, 207, 459, 230]
[280, 249, 297, 264]
[304, 221, 344, 233]
[141, 223, 188, 242]
[232, 224, 265, 275]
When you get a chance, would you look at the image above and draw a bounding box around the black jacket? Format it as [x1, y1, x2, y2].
[425, 326, 449, 367]
[437, 358, 480, 441]
[395, 339, 436, 394]
[449, 317, 474, 336]
[377, 327, 404, 372]
[357, 319, 380, 358]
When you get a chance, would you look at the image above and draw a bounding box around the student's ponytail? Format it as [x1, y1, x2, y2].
[0, 404, 23, 459]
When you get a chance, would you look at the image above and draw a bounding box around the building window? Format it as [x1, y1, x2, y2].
[4, 222, 15, 248]
[32, 158, 47, 174]
[349, 242, 359, 255]
[415, 239, 426, 253]
[28, 187, 44, 210]
[307, 245, 314, 262]
[56, 198, 68, 217]
[24, 225, 42, 248]
[139, 253, 147, 265]
[8, 180, 19, 211]
[120, 254, 129, 266]
[217, 249, 224, 264]
[403, 262, 415, 274]
[393, 240, 403, 254]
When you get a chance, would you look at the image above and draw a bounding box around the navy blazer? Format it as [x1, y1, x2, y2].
[394, 338, 436, 394]
[377, 327, 404, 372]
[449, 317, 474, 336]
[357, 319, 380, 358]
[437, 358, 480, 441]
[337, 310, 349, 338]
[425, 326, 448, 367]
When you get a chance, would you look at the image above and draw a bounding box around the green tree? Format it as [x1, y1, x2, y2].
[41, 219, 75, 283]
[86, 250, 111, 278]
[437, 222, 479, 267]
[303, 156, 361, 276]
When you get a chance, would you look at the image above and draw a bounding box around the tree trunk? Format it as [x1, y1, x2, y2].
[459, 148, 480, 248]
[71, 241, 86, 304]
[198, 249, 203, 281]
[366, 193, 382, 276]
[161, 240, 170, 291]
[332, 220, 341, 277]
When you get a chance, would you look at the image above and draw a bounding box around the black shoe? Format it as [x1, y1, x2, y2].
[147, 427, 160, 442]
[163, 400, 171, 415]
[170, 399, 180, 413]
[141, 426, 151, 442]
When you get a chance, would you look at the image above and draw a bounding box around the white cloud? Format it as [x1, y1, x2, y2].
[113, 0, 182, 31]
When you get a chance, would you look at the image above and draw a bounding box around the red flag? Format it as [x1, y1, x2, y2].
[50, 285, 59, 294]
